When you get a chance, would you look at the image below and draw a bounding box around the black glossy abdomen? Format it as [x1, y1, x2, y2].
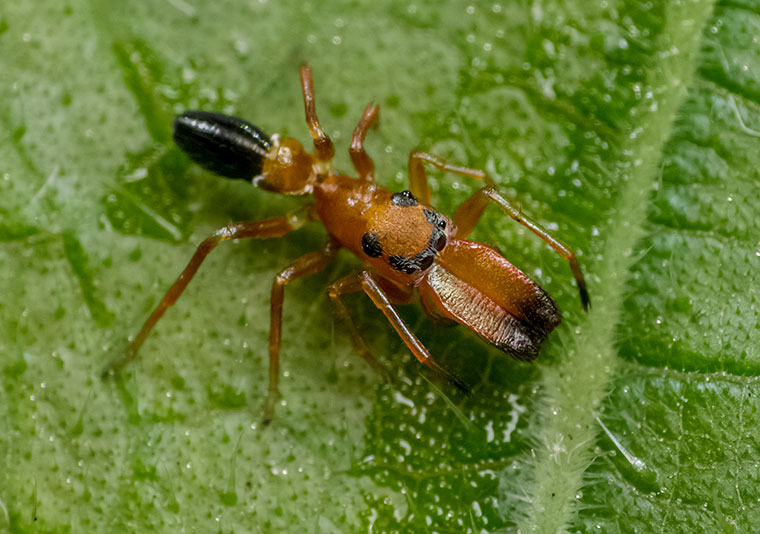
[173, 111, 272, 180]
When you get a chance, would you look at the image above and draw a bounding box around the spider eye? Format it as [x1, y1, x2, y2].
[434, 233, 447, 251]
[361, 232, 383, 258]
[391, 190, 418, 207]
[423, 208, 446, 229]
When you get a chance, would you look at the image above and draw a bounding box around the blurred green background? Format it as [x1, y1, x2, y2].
[1, 0, 758, 532]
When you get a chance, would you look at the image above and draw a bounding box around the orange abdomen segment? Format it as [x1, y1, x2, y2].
[418, 239, 561, 360]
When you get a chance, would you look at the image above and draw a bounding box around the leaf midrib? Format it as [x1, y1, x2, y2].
[513, 4, 718, 532]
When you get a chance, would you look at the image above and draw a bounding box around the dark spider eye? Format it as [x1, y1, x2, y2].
[391, 190, 418, 207]
[418, 252, 435, 270]
[434, 233, 447, 251]
[361, 232, 383, 258]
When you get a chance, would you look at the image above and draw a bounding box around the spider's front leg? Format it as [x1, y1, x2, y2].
[329, 271, 469, 394]
[407, 150, 590, 309]
[103, 217, 301, 377]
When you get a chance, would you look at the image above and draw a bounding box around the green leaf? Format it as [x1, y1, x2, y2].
[1, 1, 757, 533]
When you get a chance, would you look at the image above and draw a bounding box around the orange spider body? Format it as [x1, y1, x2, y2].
[105, 65, 589, 423]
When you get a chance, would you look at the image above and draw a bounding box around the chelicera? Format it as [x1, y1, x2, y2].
[104, 64, 590, 423]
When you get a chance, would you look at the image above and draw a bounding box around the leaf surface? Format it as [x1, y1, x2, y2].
[1, 1, 757, 533]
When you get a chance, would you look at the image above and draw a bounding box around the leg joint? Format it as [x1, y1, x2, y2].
[275, 269, 293, 286]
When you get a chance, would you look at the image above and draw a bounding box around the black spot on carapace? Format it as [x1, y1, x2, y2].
[361, 232, 383, 258]
[389, 249, 437, 274]
[391, 190, 418, 207]
[389, 255, 418, 274]
[174, 111, 271, 180]
[418, 251, 435, 270]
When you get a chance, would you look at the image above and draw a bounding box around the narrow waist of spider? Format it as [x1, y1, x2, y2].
[313, 161, 334, 178]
